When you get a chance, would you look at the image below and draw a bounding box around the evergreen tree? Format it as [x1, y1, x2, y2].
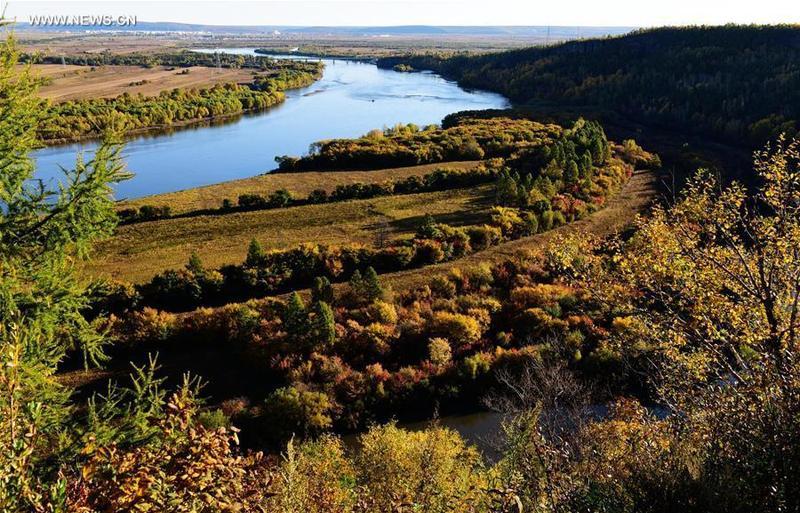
[348, 268, 383, 303]
[416, 213, 441, 239]
[564, 160, 580, 184]
[186, 251, 204, 275]
[284, 292, 308, 339]
[311, 276, 334, 304]
[580, 151, 594, 178]
[349, 269, 364, 297]
[591, 137, 607, 164]
[245, 237, 266, 267]
[310, 300, 336, 349]
[363, 267, 384, 302]
[495, 170, 519, 206]
[0, 30, 130, 510]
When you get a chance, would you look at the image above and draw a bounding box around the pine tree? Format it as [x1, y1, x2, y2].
[349, 269, 364, 297]
[495, 170, 519, 206]
[591, 136, 607, 164]
[416, 213, 441, 239]
[310, 300, 336, 349]
[245, 237, 266, 267]
[363, 267, 384, 302]
[564, 160, 580, 183]
[186, 251, 204, 275]
[580, 151, 594, 178]
[311, 276, 334, 304]
[0, 30, 130, 510]
[284, 292, 308, 339]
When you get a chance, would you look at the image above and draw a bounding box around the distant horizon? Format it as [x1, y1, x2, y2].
[20, 21, 641, 28]
[6, 1, 796, 28]
[13, 20, 640, 38]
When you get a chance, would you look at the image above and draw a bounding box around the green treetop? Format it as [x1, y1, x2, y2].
[0, 30, 130, 510]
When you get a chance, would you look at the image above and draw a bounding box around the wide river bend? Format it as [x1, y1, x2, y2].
[32, 49, 508, 200]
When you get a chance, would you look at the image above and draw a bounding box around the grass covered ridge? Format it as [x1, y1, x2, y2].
[118, 161, 479, 216]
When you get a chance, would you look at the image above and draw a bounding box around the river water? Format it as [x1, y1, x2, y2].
[32, 49, 508, 200]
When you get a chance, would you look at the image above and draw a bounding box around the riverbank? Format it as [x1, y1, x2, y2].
[33, 51, 508, 199]
[36, 62, 322, 144]
[40, 97, 285, 146]
[254, 47, 375, 63]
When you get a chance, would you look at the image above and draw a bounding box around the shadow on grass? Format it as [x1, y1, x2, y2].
[365, 193, 494, 234]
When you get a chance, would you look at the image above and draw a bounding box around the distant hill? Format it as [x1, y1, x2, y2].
[14, 21, 633, 39]
[378, 25, 800, 146]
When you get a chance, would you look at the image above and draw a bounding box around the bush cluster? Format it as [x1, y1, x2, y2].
[117, 204, 172, 223]
[274, 115, 564, 171]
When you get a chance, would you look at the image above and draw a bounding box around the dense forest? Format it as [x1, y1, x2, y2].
[37, 60, 321, 141]
[379, 25, 800, 145]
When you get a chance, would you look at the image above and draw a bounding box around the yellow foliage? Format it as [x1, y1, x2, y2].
[429, 311, 484, 348]
[355, 423, 487, 513]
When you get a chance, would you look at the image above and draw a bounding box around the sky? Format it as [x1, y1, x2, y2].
[4, 0, 799, 27]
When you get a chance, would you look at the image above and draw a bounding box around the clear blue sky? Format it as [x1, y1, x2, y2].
[6, 0, 797, 27]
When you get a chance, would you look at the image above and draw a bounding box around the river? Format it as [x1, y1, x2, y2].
[32, 49, 508, 200]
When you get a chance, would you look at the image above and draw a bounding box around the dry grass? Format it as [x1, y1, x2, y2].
[30, 64, 261, 102]
[18, 33, 186, 55]
[121, 161, 479, 215]
[381, 169, 658, 291]
[272, 169, 657, 303]
[88, 184, 494, 283]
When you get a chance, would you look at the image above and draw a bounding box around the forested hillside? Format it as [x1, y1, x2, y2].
[379, 26, 800, 145]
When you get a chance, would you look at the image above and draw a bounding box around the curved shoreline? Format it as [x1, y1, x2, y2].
[34, 50, 510, 200]
[39, 102, 284, 147]
[37, 75, 322, 146]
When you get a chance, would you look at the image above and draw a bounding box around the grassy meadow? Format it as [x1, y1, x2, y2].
[91, 182, 493, 282]
[119, 161, 479, 215]
[32, 64, 261, 101]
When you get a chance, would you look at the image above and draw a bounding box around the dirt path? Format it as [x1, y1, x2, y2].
[380, 168, 659, 291]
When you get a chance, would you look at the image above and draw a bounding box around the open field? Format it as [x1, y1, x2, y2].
[17, 32, 187, 55]
[15, 31, 545, 59]
[89, 184, 494, 283]
[239, 168, 657, 303]
[31, 64, 261, 102]
[121, 161, 479, 214]
[267, 168, 657, 300]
